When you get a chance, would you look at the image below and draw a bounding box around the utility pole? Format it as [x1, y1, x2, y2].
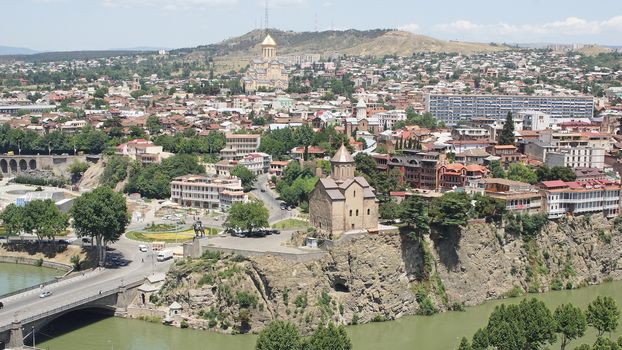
[32, 326, 35, 348]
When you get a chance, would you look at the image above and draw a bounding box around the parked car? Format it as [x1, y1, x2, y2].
[138, 244, 148, 252]
[39, 291, 52, 298]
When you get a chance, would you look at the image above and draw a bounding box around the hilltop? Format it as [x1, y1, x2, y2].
[178, 29, 508, 73]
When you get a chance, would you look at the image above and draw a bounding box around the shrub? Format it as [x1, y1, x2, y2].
[294, 292, 308, 309]
[550, 278, 563, 291]
[198, 274, 214, 286]
[417, 297, 438, 316]
[236, 291, 258, 309]
[180, 320, 189, 328]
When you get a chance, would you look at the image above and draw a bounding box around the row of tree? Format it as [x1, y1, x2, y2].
[459, 296, 620, 350]
[256, 321, 351, 350]
[489, 161, 577, 185]
[0, 186, 129, 266]
[258, 125, 349, 160]
[0, 124, 109, 155]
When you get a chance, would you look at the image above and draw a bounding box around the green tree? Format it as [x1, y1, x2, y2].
[68, 160, 90, 183]
[399, 196, 430, 237]
[379, 200, 401, 221]
[0, 204, 24, 238]
[536, 166, 577, 182]
[499, 111, 515, 145]
[489, 160, 506, 178]
[146, 115, 162, 135]
[506, 163, 538, 184]
[71, 186, 129, 266]
[255, 321, 301, 350]
[22, 200, 69, 243]
[591, 336, 622, 350]
[429, 192, 470, 229]
[160, 154, 204, 179]
[458, 337, 473, 350]
[230, 165, 257, 192]
[472, 193, 506, 223]
[587, 296, 620, 337]
[225, 202, 269, 235]
[472, 328, 489, 350]
[304, 323, 352, 350]
[554, 303, 587, 350]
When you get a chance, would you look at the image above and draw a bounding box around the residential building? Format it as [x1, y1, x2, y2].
[425, 94, 594, 125]
[170, 175, 247, 210]
[467, 178, 542, 214]
[116, 139, 169, 165]
[540, 180, 621, 219]
[221, 133, 261, 160]
[373, 110, 406, 130]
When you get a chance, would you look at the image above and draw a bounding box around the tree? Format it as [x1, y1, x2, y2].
[22, 200, 69, 243]
[399, 195, 429, 237]
[379, 200, 401, 221]
[587, 296, 620, 337]
[499, 111, 515, 145]
[68, 160, 90, 183]
[230, 165, 257, 192]
[71, 186, 129, 266]
[225, 202, 269, 235]
[429, 192, 470, 229]
[472, 193, 506, 223]
[519, 298, 557, 349]
[160, 154, 205, 179]
[489, 160, 506, 178]
[304, 323, 352, 350]
[0, 204, 24, 239]
[472, 328, 489, 350]
[146, 115, 162, 135]
[458, 337, 472, 350]
[536, 166, 577, 182]
[506, 163, 538, 184]
[255, 321, 301, 350]
[554, 303, 587, 350]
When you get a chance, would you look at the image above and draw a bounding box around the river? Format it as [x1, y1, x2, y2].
[30, 280, 622, 350]
[0, 262, 60, 296]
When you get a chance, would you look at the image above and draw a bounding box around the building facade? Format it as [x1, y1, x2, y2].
[540, 180, 621, 219]
[170, 175, 247, 210]
[220, 134, 261, 160]
[309, 145, 379, 237]
[425, 94, 594, 125]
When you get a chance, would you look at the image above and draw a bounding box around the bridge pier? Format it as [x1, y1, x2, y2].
[7, 321, 24, 348]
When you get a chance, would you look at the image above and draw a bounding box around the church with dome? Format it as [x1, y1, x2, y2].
[309, 145, 379, 238]
[242, 34, 289, 92]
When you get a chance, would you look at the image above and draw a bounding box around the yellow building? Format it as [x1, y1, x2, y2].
[243, 34, 289, 92]
[309, 145, 379, 238]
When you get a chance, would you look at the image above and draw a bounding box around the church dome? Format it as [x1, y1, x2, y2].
[331, 144, 354, 163]
[262, 34, 277, 47]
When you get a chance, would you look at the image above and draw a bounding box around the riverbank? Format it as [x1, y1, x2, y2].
[143, 214, 622, 334]
[37, 280, 622, 350]
[0, 243, 93, 270]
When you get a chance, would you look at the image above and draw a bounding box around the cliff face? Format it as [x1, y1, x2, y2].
[154, 215, 622, 334]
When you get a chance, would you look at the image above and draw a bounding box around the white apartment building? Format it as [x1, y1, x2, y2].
[524, 131, 610, 169]
[220, 134, 261, 160]
[215, 152, 272, 177]
[518, 110, 551, 131]
[373, 110, 406, 130]
[115, 139, 169, 165]
[425, 94, 594, 125]
[540, 180, 621, 219]
[170, 175, 247, 210]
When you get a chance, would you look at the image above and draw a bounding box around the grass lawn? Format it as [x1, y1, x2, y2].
[271, 218, 309, 230]
[126, 227, 221, 243]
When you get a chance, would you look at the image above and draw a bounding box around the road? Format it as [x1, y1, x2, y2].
[252, 174, 294, 223]
[0, 235, 172, 330]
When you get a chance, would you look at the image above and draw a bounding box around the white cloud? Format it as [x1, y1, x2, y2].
[398, 23, 420, 33]
[102, 0, 238, 10]
[434, 16, 622, 39]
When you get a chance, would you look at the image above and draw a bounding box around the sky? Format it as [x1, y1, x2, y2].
[2, 0, 622, 51]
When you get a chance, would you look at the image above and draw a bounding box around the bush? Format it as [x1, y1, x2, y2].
[417, 297, 438, 316]
[236, 291, 258, 309]
[14, 175, 67, 188]
[180, 320, 189, 328]
[198, 274, 214, 286]
[294, 292, 308, 309]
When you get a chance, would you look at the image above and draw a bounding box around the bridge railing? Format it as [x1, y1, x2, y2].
[0, 278, 144, 333]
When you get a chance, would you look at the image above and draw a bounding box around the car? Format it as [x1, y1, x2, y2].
[138, 244, 148, 252]
[39, 291, 52, 298]
[260, 189, 266, 192]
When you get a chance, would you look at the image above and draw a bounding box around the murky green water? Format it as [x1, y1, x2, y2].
[35, 281, 622, 350]
[0, 262, 60, 296]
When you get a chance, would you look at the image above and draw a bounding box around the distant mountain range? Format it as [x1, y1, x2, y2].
[0, 45, 39, 55]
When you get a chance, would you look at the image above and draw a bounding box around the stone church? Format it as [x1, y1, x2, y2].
[309, 145, 379, 237]
[242, 34, 289, 92]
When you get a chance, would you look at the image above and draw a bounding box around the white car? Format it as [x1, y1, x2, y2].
[138, 244, 148, 252]
[39, 291, 52, 298]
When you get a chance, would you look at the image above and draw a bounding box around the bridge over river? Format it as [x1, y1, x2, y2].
[0, 237, 171, 348]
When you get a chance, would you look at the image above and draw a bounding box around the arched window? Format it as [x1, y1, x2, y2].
[349, 210, 352, 217]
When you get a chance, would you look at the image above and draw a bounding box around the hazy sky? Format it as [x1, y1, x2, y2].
[2, 0, 622, 51]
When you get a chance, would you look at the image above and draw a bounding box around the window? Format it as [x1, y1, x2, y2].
[367, 208, 370, 215]
[356, 210, 359, 216]
[349, 210, 352, 217]
[353, 191, 356, 197]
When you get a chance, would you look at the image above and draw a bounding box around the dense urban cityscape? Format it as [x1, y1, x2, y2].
[1, 1, 622, 349]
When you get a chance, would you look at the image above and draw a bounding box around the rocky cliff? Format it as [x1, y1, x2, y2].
[151, 214, 622, 334]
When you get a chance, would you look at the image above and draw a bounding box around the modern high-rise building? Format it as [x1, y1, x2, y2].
[425, 94, 594, 125]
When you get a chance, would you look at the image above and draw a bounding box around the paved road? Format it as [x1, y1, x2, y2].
[0, 235, 171, 330]
[252, 174, 294, 223]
